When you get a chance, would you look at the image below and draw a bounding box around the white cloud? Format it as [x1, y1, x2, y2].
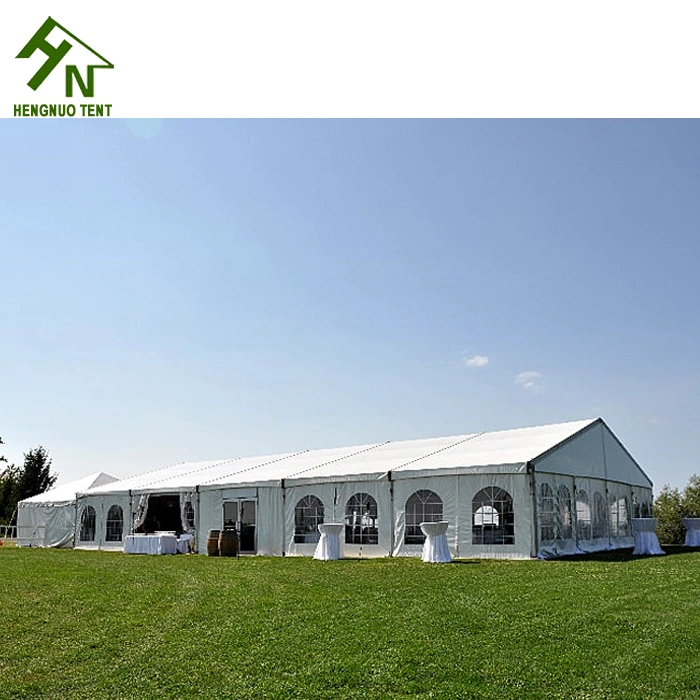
[515, 371, 545, 394]
[463, 354, 489, 368]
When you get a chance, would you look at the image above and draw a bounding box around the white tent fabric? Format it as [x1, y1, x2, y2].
[534, 472, 578, 559]
[391, 475, 458, 558]
[17, 472, 118, 548]
[73, 418, 654, 560]
[76, 492, 131, 550]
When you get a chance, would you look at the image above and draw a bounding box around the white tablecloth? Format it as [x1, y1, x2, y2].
[420, 521, 451, 563]
[313, 523, 344, 560]
[631, 518, 665, 556]
[124, 534, 179, 555]
[177, 533, 194, 553]
[683, 518, 700, 547]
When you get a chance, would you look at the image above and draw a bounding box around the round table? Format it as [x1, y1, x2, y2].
[420, 521, 451, 563]
[631, 518, 665, 556]
[313, 523, 344, 560]
[683, 518, 700, 547]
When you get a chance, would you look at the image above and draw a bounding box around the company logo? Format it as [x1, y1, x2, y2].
[14, 16, 114, 118]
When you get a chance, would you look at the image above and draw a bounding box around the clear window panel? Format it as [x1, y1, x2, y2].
[223, 502, 238, 530]
[105, 505, 123, 542]
[404, 490, 443, 545]
[80, 506, 96, 542]
[294, 495, 324, 544]
[345, 493, 379, 545]
[472, 487, 514, 545]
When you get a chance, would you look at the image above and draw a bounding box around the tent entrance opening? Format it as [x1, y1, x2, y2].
[223, 500, 256, 554]
[137, 495, 182, 535]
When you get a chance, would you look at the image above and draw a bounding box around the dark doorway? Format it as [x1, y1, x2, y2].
[138, 495, 182, 535]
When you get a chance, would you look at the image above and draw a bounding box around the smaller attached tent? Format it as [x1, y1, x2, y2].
[17, 472, 119, 548]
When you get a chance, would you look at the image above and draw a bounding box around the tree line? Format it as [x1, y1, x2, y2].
[0, 436, 58, 526]
[653, 475, 700, 544]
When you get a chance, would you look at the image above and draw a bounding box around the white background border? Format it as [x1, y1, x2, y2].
[3, 1, 699, 117]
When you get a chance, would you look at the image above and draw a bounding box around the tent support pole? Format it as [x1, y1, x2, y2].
[388, 472, 394, 557]
[195, 486, 200, 554]
[281, 479, 286, 556]
[527, 462, 539, 558]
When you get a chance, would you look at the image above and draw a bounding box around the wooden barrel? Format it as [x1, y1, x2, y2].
[206, 529, 220, 556]
[218, 529, 239, 557]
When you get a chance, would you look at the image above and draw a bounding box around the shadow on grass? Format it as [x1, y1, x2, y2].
[449, 559, 484, 565]
[550, 545, 698, 563]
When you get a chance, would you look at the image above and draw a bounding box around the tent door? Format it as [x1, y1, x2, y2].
[239, 500, 256, 553]
[222, 499, 257, 554]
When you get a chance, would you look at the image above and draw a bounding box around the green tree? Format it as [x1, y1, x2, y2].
[681, 474, 700, 518]
[0, 436, 17, 524]
[0, 443, 58, 526]
[16, 446, 57, 502]
[654, 484, 684, 544]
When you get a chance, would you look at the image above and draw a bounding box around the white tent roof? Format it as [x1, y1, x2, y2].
[82, 453, 304, 495]
[81, 419, 600, 495]
[20, 472, 119, 506]
[283, 419, 599, 485]
[391, 419, 599, 479]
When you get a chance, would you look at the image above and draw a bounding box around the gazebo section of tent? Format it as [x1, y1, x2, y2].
[73, 418, 654, 560]
[17, 472, 119, 548]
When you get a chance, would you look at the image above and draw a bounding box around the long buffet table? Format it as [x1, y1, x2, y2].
[124, 534, 179, 555]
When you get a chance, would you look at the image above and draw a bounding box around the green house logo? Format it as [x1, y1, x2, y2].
[16, 16, 113, 98]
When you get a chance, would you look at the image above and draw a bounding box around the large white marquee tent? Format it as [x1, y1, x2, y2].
[63, 418, 653, 559]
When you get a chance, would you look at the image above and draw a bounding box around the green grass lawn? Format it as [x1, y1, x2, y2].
[2, 548, 700, 699]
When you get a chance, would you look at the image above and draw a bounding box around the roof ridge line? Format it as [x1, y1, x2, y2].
[285, 441, 392, 479]
[199, 449, 311, 485]
[134, 456, 245, 489]
[115, 458, 195, 485]
[391, 432, 487, 472]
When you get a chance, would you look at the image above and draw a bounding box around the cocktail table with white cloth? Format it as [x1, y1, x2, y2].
[177, 533, 194, 553]
[631, 518, 665, 556]
[683, 518, 700, 547]
[313, 523, 344, 561]
[124, 533, 179, 555]
[420, 521, 451, 563]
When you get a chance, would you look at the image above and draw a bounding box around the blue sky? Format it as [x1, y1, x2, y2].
[1, 119, 698, 490]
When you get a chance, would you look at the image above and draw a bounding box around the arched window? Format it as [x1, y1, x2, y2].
[79, 506, 96, 542]
[474, 505, 499, 525]
[184, 501, 195, 530]
[105, 505, 124, 542]
[404, 490, 443, 545]
[557, 485, 573, 540]
[609, 494, 631, 538]
[576, 490, 592, 541]
[294, 495, 324, 544]
[618, 496, 631, 537]
[472, 487, 514, 545]
[539, 483, 556, 543]
[592, 491, 608, 539]
[609, 492, 619, 537]
[345, 493, 378, 545]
